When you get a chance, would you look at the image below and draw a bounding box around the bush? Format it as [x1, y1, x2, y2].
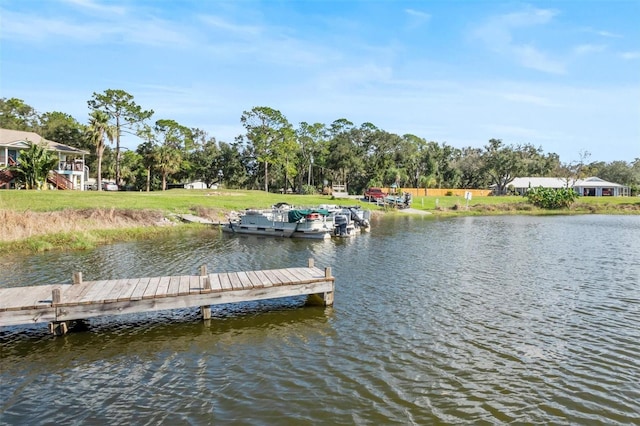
[301, 185, 317, 195]
[525, 186, 578, 209]
[445, 191, 453, 196]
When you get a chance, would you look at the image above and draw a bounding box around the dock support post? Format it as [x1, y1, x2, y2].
[199, 265, 212, 320]
[322, 267, 334, 306]
[49, 287, 70, 335]
[306, 266, 334, 306]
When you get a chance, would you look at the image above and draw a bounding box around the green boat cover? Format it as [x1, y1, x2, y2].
[287, 209, 330, 223]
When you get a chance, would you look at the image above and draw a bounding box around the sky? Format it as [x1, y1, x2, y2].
[1, 0, 639, 163]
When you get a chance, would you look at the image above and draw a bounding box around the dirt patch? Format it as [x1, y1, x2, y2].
[398, 208, 433, 215]
[192, 206, 234, 222]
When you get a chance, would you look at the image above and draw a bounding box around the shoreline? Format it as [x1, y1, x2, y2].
[1, 202, 639, 253]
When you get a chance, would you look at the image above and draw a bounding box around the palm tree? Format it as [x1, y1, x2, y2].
[155, 145, 182, 190]
[10, 141, 58, 189]
[87, 110, 116, 191]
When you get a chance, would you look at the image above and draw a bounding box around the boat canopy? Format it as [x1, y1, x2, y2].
[288, 209, 330, 223]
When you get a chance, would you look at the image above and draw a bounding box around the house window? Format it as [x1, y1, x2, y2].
[602, 188, 612, 196]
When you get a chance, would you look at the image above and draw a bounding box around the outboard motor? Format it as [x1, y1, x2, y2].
[404, 192, 412, 208]
[333, 214, 349, 237]
[349, 207, 370, 230]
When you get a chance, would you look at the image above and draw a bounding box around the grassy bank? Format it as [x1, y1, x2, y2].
[1, 189, 638, 252]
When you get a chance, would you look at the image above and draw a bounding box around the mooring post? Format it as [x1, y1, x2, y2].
[49, 287, 69, 335]
[323, 267, 334, 305]
[73, 271, 83, 284]
[199, 264, 212, 320]
[308, 258, 314, 268]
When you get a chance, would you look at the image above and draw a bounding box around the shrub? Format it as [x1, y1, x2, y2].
[301, 184, 317, 195]
[524, 186, 578, 209]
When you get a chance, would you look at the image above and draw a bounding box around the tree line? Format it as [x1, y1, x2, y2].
[1, 92, 639, 195]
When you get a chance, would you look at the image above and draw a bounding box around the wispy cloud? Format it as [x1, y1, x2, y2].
[63, 0, 126, 15]
[573, 44, 606, 55]
[594, 29, 622, 38]
[0, 7, 193, 48]
[0, 9, 103, 42]
[502, 92, 556, 107]
[405, 8, 431, 28]
[198, 15, 263, 38]
[621, 51, 640, 60]
[473, 6, 566, 74]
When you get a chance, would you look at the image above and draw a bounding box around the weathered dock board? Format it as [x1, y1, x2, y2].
[0, 260, 334, 334]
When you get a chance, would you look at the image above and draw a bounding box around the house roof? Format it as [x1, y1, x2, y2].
[574, 177, 626, 188]
[0, 128, 89, 155]
[509, 176, 626, 189]
[509, 177, 574, 189]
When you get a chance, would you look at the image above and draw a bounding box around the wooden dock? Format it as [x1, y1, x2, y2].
[0, 259, 334, 335]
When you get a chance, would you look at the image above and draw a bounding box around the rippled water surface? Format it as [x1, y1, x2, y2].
[2, 215, 639, 425]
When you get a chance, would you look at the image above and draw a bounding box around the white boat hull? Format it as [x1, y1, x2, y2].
[222, 208, 332, 239]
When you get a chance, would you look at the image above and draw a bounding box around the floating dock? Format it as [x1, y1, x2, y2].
[0, 259, 334, 335]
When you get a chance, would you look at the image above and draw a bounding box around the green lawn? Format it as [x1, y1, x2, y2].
[0, 189, 369, 213]
[0, 188, 637, 214]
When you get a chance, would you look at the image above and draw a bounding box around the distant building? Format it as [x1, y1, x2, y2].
[503, 176, 630, 197]
[0, 128, 89, 190]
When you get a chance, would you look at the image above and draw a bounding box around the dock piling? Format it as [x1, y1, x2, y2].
[199, 265, 212, 320]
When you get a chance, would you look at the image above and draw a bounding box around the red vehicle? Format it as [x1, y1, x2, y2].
[364, 187, 386, 202]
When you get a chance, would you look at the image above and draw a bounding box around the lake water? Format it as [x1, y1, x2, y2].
[1, 214, 639, 425]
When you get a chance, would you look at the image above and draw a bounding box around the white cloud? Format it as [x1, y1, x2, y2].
[513, 44, 566, 74]
[621, 51, 640, 60]
[595, 30, 622, 38]
[502, 92, 556, 107]
[573, 44, 606, 55]
[405, 8, 431, 28]
[198, 15, 263, 38]
[63, 0, 126, 15]
[473, 6, 566, 74]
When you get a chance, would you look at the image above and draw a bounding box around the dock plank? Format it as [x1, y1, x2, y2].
[253, 270, 273, 288]
[178, 275, 192, 296]
[0, 285, 58, 311]
[92, 279, 120, 303]
[142, 277, 162, 300]
[78, 280, 109, 305]
[263, 270, 284, 286]
[287, 268, 316, 283]
[236, 271, 253, 289]
[273, 269, 298, 285]
[245, 271, 264, 288]
[116, 278, 141, 302]
[228, 272, 244, 290]
[166, 276, 181, 297]
[154, 276, 172, 298]
[104, 279, 130, 303]
[208, 274, 223, 292]
[61, 282, 93, 304]
[129, 277, 151, 301]
[218, 273, 233, 291]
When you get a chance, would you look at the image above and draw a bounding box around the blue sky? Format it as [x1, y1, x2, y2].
[1, 0, 639, 163]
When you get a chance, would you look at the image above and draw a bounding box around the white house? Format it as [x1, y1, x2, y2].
[574, 176, 630, 197]
[505, 176, 630, 197]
